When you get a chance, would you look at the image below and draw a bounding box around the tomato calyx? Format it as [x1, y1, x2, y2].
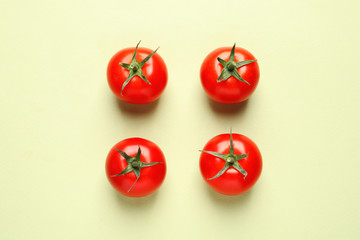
[119, 41, 159, 95]
[200, 129, 248, 180]
[111, 146, 162, 192]
[216, 43, 257, 84]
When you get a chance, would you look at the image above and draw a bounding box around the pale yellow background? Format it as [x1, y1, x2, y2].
[1, 0, 360, 239]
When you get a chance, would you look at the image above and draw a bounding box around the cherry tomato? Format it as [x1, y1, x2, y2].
[199, 130, 262, 195]
[200, 44, 260, 104]
[106, 138, 166, 197]
[107, 41, 168, 104]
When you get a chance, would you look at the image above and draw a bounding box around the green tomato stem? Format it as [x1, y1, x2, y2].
[226, 156, 235, 164]
[131, 161, 140, 168]
[227, 62, 235, 71]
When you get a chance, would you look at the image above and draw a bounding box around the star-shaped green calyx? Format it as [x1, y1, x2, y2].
[216, 43, 257, 84]
[119, 41, 159, 95]
[111, 146, 162, 192]
[200, 129, 248, 180]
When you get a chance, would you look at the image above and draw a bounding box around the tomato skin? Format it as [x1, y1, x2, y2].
[107, 47, 167, 104]
[199, 133, 262, 195]
[200, 47, 260, 104]
[106, 138, 166, 197]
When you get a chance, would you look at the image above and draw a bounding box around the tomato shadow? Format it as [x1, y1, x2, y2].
[206, 96, 249, 115]
[115, 97, 160, 115]
[112, 190, 159, 209]
[203, 183, 253, 207]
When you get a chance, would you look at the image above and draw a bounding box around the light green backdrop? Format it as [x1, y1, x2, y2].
[1, 0, 359, 239]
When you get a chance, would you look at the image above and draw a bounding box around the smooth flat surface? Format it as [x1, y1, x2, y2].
[1, 0, 360, 239]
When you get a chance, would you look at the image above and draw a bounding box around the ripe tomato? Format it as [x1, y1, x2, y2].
[106, 138, 166, 197]
[200, 44, 260, 104]
[107, 41, 168, 104]
[199, 130, 262, 195]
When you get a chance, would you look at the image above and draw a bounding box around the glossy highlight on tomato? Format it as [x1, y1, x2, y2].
[200, 44, 260, 104]
[106, 138, 166, 197]
[199, 131, 262, 195]
[107, 41, 167, 104]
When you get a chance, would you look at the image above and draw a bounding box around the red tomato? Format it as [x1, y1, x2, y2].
[107, 41, 167, 104]
[200, 44, 260, 104]
[106, 138, 166, 197]
[199, 131, 262, 195]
